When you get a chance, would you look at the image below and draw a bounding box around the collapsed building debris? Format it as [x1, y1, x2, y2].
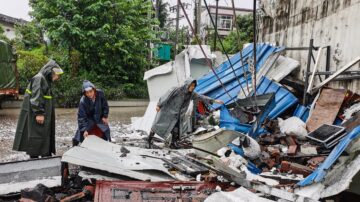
[1, 43, 360, 202]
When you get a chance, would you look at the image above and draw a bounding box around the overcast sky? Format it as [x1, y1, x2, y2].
[0, 0, 253, 22]
[0, 0, 32, 20]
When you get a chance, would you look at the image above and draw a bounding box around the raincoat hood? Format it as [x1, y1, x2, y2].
[182, 78, 197, 93]
[82, 80, 96, 93]
[39, 60, 63, 82]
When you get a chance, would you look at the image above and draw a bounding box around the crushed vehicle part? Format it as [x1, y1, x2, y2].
[0, 157, 62, 195]
[94, 181, 234, 202]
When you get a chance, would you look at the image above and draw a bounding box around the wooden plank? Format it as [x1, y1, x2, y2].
[306, 88, 347, 132]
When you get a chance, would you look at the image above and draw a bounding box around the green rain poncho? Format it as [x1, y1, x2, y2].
[13, 60, 63, 156]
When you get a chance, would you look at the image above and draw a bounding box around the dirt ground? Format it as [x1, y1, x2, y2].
[0, 107, 146, 163]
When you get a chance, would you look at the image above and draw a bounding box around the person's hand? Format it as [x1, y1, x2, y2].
[84, 131, 89, 138]
[156, 106, 160, 112]
[36, 115, 45, 124]
[102, 117, 109, 125]
[214, 100, 224, 104]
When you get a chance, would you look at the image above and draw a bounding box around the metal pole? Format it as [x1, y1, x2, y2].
[326, 46, 331, 79]
[253, 0, 257, 96]
[303, 39, 314, 105]
[214, 0, 219, 51]
[175, 0, 180, 56]
[197, 0, 201, 38]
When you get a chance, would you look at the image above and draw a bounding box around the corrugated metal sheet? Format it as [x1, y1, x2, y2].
[219, 77, 298, 136]
[255, 76, 298, 119]
[297, 126, 360, 187]
[293, 104, 310, 122]
[195, 43, 284, 109]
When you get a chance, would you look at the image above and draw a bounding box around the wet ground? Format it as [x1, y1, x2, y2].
[0, 107, 146, 163]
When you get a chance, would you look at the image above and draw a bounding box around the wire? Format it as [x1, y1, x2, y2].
[178, 0, 238, 107]
[203, 0, 248, 98]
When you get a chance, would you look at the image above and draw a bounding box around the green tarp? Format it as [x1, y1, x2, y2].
[0, 40, 16, 89]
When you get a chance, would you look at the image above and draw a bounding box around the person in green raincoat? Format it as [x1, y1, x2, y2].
[13, 59, 63, 158]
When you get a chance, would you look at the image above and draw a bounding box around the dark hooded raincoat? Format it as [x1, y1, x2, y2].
[73, 80, 110, 143]
[13, 60, 61, 156]
[151, 78, 214, 139]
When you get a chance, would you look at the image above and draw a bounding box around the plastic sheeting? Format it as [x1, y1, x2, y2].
[297, 126, 360, 186]
[0, 40, 16, 89]
[195, 43, 284, 109]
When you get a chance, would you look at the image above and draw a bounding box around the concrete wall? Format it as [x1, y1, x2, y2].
[258, 0, 360, 93]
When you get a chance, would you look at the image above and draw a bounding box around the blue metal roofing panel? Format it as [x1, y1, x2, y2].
[297, 126, 360, 187]
[293, 104, 310, 122]
[255, 76, 298, 119]
[219, 105, 251, 134]
[195, 43, 284, 109]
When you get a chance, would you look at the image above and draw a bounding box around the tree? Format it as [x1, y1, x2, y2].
[14, 21, 44, 50]
[29, 0, 157, 86]
[157, 0, 169, 28]
[207, 14, 253, 54]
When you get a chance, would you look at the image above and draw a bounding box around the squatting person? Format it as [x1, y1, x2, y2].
[72, 80, 111, 145]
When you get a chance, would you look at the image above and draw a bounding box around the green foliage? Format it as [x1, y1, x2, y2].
[168, 27, 190, 58]
[157, 0, 169, 28]
[14, 21, 43, 50]
[0, 26, 10, 43]
[16, 47, 49, 90]
[207, 14, 253, 54]
[29, 0, 157, 85]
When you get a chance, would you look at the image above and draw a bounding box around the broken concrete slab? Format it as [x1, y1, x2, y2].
[0, 157, 62, 195]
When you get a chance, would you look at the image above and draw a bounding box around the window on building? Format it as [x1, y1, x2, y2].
[219, 15, 232, 30]
[211, 14, 233, 30]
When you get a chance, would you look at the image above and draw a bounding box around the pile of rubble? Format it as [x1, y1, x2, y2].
[1, 44, 360, 202]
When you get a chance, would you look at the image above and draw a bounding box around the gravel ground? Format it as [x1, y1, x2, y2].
[0, 107, 147, 163]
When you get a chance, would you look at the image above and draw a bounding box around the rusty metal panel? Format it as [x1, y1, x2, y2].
[94, 181, 229, 202]
[307, 88, 347, 132]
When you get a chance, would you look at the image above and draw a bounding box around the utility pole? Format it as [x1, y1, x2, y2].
[253, 0, 257, 95]
[214, 0, 219, 51]
[175, 0, 180, 56]
[196, 0, 201, 40]
[155, 0, 159, 19]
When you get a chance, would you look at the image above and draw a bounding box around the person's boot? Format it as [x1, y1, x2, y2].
[148, 131, 155, 148]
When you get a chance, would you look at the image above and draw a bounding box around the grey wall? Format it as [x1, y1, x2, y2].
[258, 0, 360, 93]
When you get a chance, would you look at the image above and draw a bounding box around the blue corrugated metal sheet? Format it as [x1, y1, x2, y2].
[256, 76, 298, 119]
[195, 43, 284, 109]
[293, 104, 310, 122]
[297, 126, 360, 186]
[219, 105, 251, 134]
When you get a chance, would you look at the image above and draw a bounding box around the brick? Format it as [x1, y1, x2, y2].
[280, 161, 313, 177]
[287, 145, 298, 156]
